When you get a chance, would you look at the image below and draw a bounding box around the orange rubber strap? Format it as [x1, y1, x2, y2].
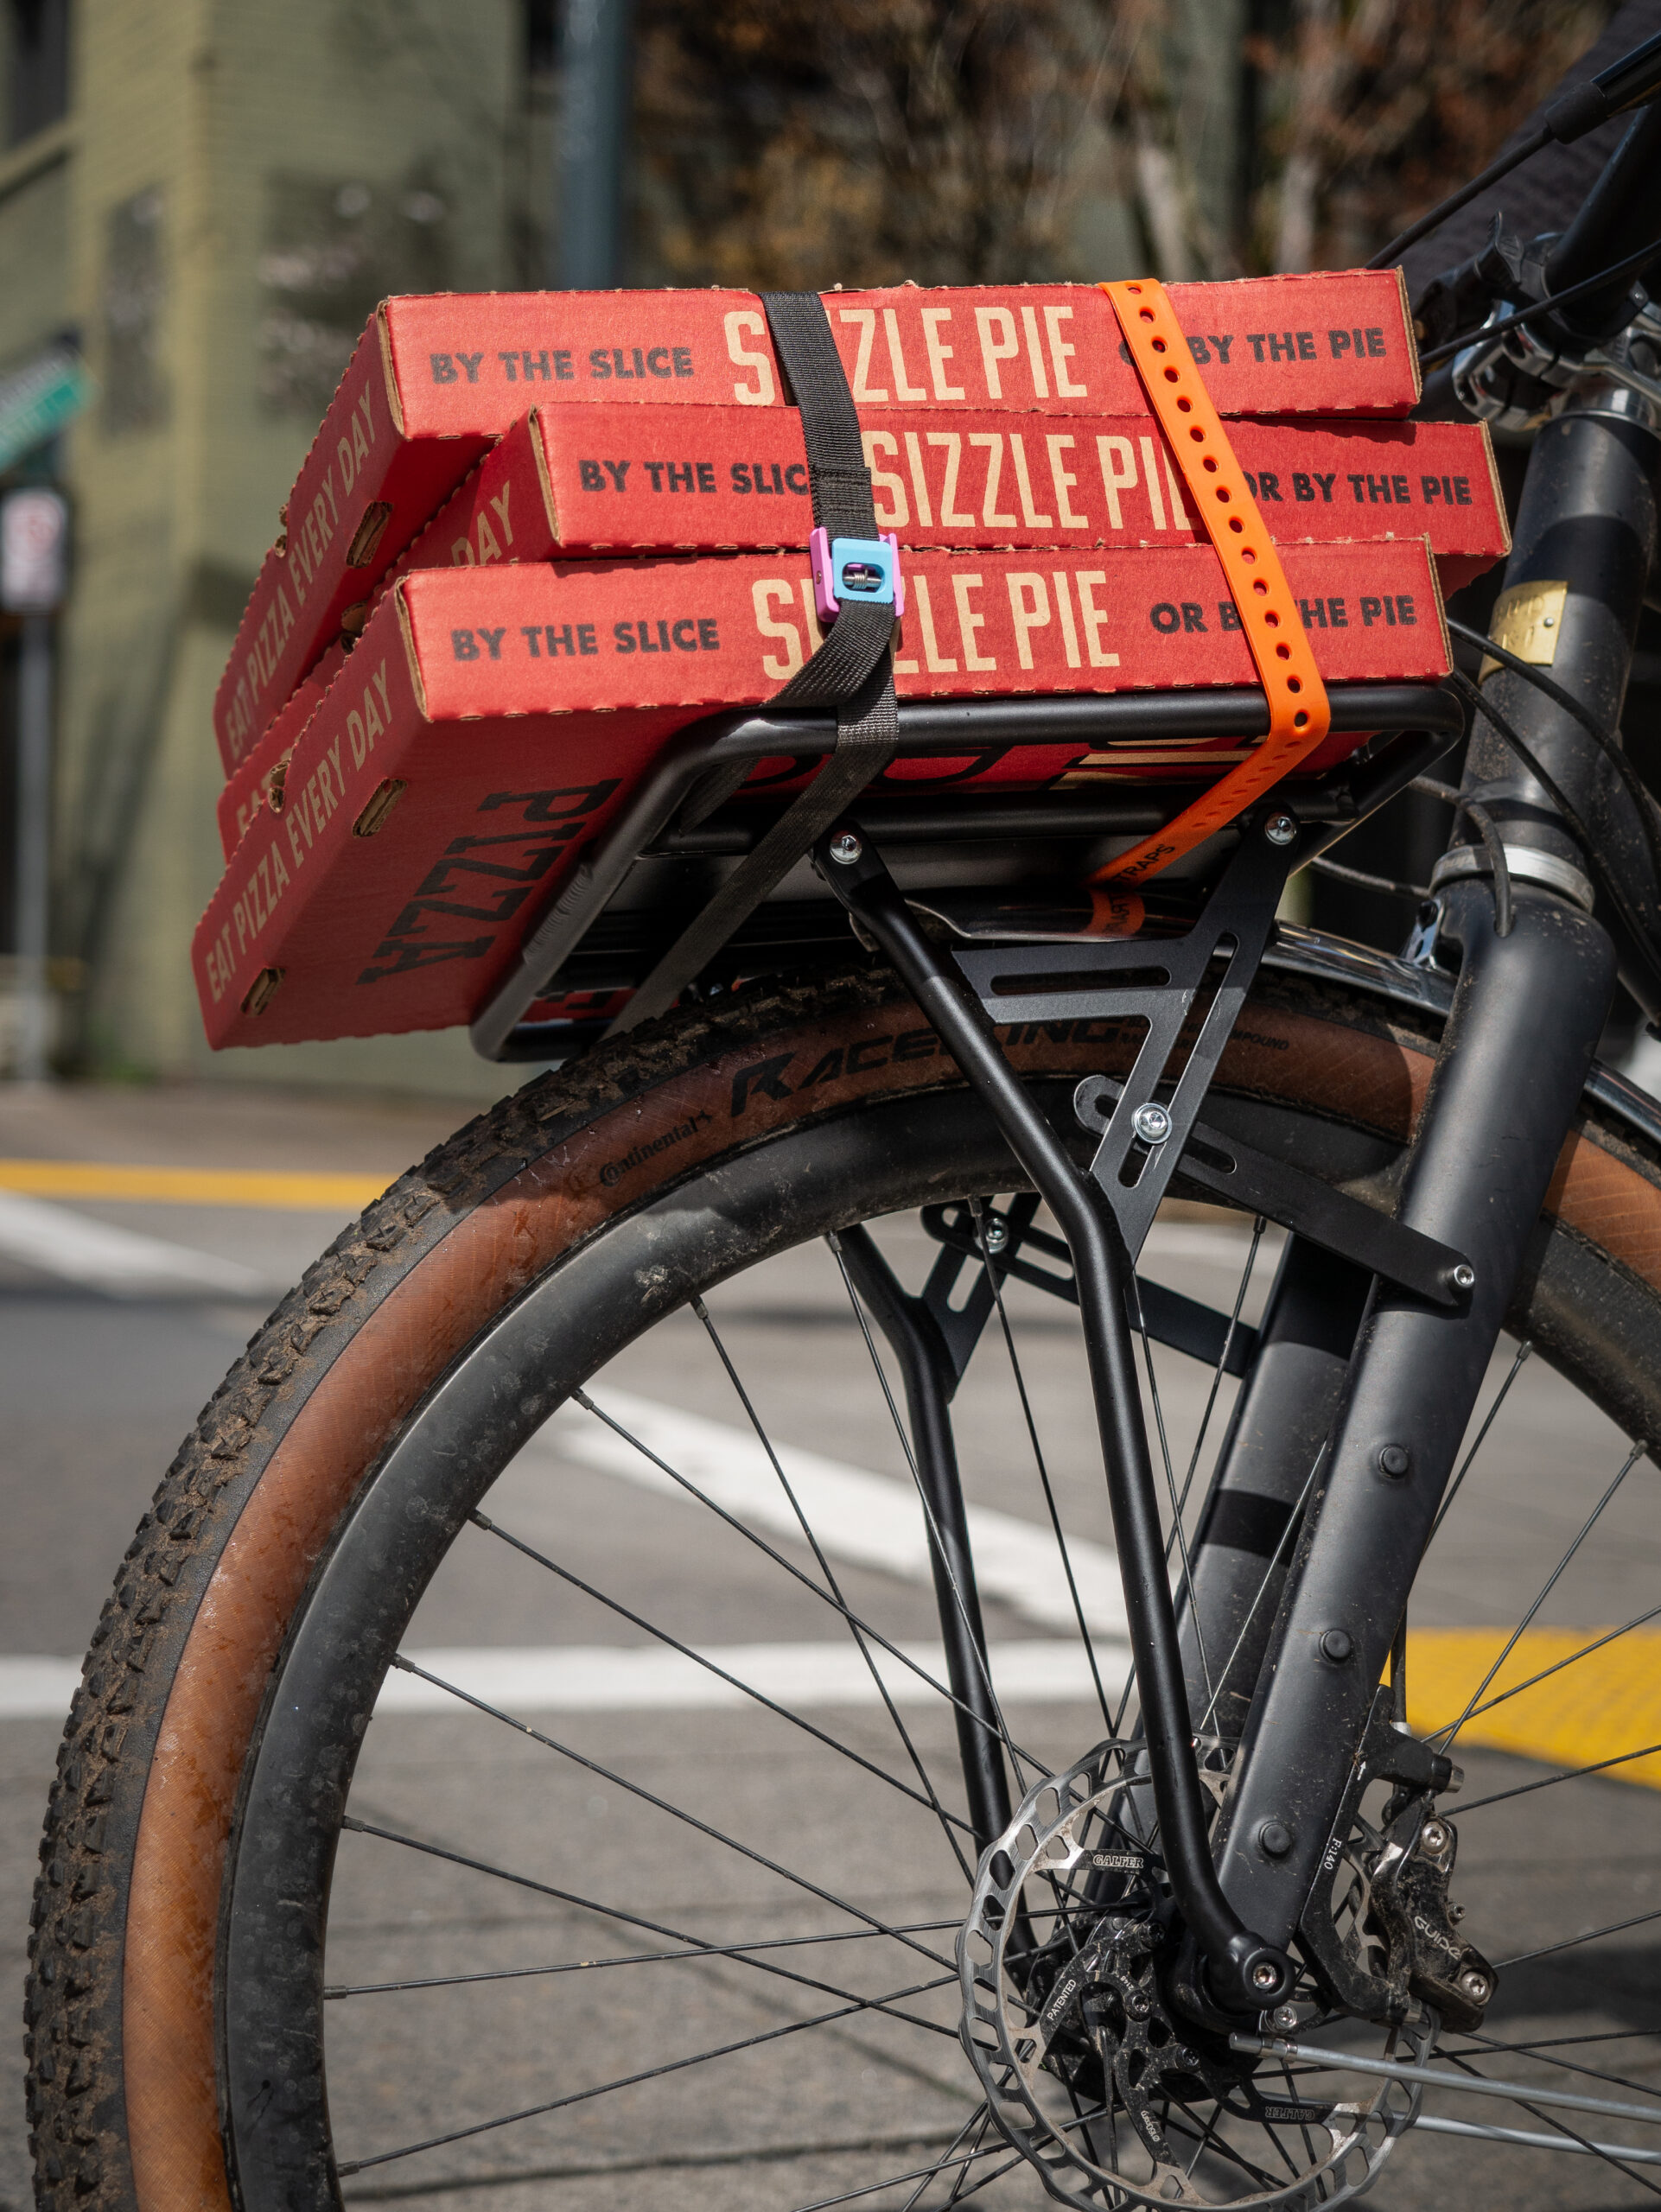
[1093, 279, 1331, 884]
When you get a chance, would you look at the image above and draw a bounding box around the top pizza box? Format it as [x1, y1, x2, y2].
[213, 271, 1418, 772]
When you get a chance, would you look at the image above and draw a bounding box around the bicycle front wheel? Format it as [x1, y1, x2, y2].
[28, 952, 1661, 2210]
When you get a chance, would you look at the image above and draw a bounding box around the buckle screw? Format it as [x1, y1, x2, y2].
[1452, 1262, 1476, 1291]
[1258, 1820, 1294, 1858]
[1264, 813, 1298, 847]
[828, 831, 863, 866]
[982, 1217, 1009, 1255]
[1132, 1101, 1173, 1146]
[1267, 2004, 1300, 2032]
[1378, 1443, 1410, 1478]
[1321, 1628, 1354, 1663]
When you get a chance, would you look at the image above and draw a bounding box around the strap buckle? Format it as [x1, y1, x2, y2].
[810, 529, 906, 624]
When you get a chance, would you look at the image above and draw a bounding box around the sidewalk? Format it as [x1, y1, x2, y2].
[0, 1077, 523, 1302]
[0, 1074, 505, 1178]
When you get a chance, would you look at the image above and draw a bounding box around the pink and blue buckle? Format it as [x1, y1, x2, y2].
[809, 529, 905, 626]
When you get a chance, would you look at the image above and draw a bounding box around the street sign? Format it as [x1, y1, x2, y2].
[0, 486, 69, 611]
[0, 343, 92, 475]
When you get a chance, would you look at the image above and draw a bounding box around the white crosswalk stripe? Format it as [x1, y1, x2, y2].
[0, 1639, 1125, 1724]
[536, 1386, 1127, 1637]
[0, 1189, 266, 1296]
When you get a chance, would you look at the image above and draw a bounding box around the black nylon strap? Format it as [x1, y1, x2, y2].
[612, 292, 896, 1033]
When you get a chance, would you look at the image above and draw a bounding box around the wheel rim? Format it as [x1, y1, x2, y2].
[91, 976, 1661, 2211]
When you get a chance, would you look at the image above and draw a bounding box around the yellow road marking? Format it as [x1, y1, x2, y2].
[1407, 1629, 1661, 1789]
[0, 1160, 388, 1211]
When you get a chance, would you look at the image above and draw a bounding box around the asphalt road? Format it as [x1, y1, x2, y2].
[1, 1077, 1658, 2211]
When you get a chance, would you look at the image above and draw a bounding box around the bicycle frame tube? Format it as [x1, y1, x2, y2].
[1463, 387, 1661, 1001]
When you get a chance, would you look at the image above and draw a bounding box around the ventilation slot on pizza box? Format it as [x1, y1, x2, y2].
[352, 778, 408, 838]
[346, 501, 395, 569]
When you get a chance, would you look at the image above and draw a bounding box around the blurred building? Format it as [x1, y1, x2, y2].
[0, 0, 1245, 1093]
[0, 0, 535, 1092]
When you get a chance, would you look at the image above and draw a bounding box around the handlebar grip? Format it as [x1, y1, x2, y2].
[1546, 27, 1661, 142]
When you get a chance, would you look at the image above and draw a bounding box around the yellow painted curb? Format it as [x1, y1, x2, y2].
[0, 1160, 388, 1211]
[1407, 1628, 1661, 1789]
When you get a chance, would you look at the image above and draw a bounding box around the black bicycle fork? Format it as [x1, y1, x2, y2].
[817, 772, 1615, 2018]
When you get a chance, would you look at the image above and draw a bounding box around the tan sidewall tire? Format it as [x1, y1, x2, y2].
[25, 966, 1661, 2210]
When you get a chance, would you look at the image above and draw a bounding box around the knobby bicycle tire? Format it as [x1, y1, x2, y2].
[26, 955, 1661, 2210]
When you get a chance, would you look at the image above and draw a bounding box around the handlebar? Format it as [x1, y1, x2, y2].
[1545, 25, 1661, 141]
[1371, 24, 1661, 276]
[1544, 99, 1661, 333]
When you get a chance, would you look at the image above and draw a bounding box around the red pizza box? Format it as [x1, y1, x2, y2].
[213, 404, 1498, 860]
[195, 537, 1446, 1050]
[211, 271, 1418, 773]
[407, 399, 1500, 571]
[218, 641, 348, 856]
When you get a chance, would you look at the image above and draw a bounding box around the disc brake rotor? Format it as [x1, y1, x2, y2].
[958, 1743, 1430, 2209]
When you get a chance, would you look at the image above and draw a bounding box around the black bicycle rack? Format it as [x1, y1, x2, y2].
[469, 684, 1463, 1061]
[467, 673, 1474, 2017]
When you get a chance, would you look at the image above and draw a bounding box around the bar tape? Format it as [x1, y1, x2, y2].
[611, 293, 897, 1033]
[1093, 279, 1332, 884]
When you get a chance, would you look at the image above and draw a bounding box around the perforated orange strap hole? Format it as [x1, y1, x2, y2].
[1092, 280, 1332, 884]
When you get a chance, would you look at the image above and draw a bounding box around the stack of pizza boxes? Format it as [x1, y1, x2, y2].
[194, 277, 1505, 1050]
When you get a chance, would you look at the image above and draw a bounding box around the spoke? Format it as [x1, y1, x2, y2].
[1132, 1274, 1216, 1712]
[1239, 2035, 1661, 2129]
[1181, 2082, 1254, 2181]
[1497, 1901, 1661, 1969]
[693, 1290, 975, 1884]
[339, 1814, 960, 2035]
[971, 1196, 1115, 1736]
[1436, 2044, 1661, 2202]
[1459, 1738, 1661, 1810]
[1435, 1599, 1661, 1740]
[828, 1230, 1033, 1793]
[324, 1920, 962, 2001]
[1276, 2052, 1322, 2168]
[333, 2125, 975, 2200]
[1435, 1442, 1645, 1751]
[1160, 2102, 1286, 2190]
[471, 1508, 974, 1839]
[570, 1389, 1047, 1772]
[1458, 2028, 1661, 2053]
[385, 1655, 955, 1970]
[1445, 2027, 1661, 2103]
[789, 2139, 1022, 2212]
[336, 1966, 960, 2175]
[1173, 1213, 1265, 1529]
[1254, 2113, 1305, 2183]
[1425, 1339, 1532, 1547]
[897, 2101, 991, 2212]
[1193, 1445, 1327, 1737]
[1412, 2112, 1661, 2167]
[1117, 1218, 1268, 1770]
[792, 2097, 1113, 2212]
